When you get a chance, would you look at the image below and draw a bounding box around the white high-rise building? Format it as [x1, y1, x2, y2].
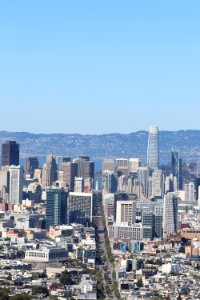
[129, 158, 140, 174]
[9, 165, 23, 205]
[116, 200, 136, 224]
[117, 175, 127, 193]
[74, 177, 84, 193]
[102, 159, 115, 173]
[165, 173, 178, 194]
[147, 126, 159, 170]
[163, 193, 178, 238]
[151, 169, 163, 198]
[0, 169, 9, 191]
[185, 182, 195, 202]
[137, 167, 148, 197]
[116, 158, 129, 176]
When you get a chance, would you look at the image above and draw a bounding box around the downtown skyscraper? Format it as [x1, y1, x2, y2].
[147, 126, 159, 171]
[46, 187, 68, 229]
[163, 193, 178, 238]
[9, 165, 23, 205]
[171, 150, 182, 190]
[2, 141, 19, 167]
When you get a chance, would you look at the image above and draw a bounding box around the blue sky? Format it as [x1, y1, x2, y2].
[0, 1, 199, 134]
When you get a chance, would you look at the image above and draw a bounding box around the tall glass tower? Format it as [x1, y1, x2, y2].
[171, 150, 182, 190]
[46, 187, 68, 229]
[147, 126, 159, 170]
[2, 140, 19, 167]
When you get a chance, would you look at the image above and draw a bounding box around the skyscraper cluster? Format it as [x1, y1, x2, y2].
[0, 126, 197, 243]
[103, 125, 187, 240]
[0, 140, 96, 230]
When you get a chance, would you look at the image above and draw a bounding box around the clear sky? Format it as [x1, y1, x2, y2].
[0, 1, 199, 134]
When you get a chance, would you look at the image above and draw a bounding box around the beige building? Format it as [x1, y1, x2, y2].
[151, 169, 163, 197]
[116, 200, 136, 224]
[34, 168, 42, 184]
[129, 158, 140, 173]
[116, 158, 129, 176]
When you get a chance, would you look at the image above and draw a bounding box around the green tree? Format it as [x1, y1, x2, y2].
[49, 296, 59, 300]
[7, 273, 12, 281]
[10, 294, 32, 300]
[105, 284, 110, 295]
[32, 286, 49, 296]
[103, 265, 108, 272]
[112, 270, 116, 280]
[0, 287, 9, 300]
[104, 272, 108, 281]
[60, 272, 74, 286]
[136, 278, 143, 288]
[50, 282, 62, 290]
[16, 250, 25, 259]
[31, 273, 38, 280]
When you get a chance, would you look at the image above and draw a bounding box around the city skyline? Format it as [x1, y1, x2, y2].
[0, 1, 200, 134]
[0, 126, 199, 298]
[1, 2, 200, 299]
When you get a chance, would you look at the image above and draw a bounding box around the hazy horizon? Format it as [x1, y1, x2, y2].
[1, 128, 200, 135]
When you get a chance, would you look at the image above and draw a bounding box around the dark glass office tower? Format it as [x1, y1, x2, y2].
[25, 157, 39, 177]
[2, 141, 19, 166]
[171, 151, 182, 189]
[46, 188, 68, 229]
[62, 162, 78, 191]
[195, 177, 200, 201]
[74, 156, 94, 179]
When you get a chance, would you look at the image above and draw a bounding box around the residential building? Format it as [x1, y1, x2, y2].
[163, 193, 178, 237]
[68, 192, 93, 226]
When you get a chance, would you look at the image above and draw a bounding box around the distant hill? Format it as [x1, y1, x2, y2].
[0, 130, 200, 164]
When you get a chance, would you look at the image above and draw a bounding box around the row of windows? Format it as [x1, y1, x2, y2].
[27, 252, 48, 258]
[49, 252, 66, 258]
[117, 233, 142, 239]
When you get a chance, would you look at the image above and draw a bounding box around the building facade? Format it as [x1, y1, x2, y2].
[68, 192, 93, 226]
[9, 165, 23, 205]
[46, 188, 68, 229]
[147, 126, 159, 170]
[163, 193, 178, 237]
[2, 141, 19, 167]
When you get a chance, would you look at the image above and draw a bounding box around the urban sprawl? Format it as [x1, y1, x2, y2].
[0, 126, 199, 299]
